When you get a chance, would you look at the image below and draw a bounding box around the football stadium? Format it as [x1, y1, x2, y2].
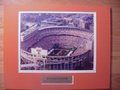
[19, 12, 95, 71]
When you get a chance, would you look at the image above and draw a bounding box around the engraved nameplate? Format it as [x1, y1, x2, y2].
[42, 76, 74, 85]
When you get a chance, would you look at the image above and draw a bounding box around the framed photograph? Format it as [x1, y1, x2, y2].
[4, 0, 111, 89]
[19, 11, 96, 73]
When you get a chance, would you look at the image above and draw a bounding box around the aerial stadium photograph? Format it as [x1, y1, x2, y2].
[18, 11, 96, 73]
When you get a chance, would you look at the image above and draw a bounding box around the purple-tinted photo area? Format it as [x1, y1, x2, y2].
[19, 12, 95, 71]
